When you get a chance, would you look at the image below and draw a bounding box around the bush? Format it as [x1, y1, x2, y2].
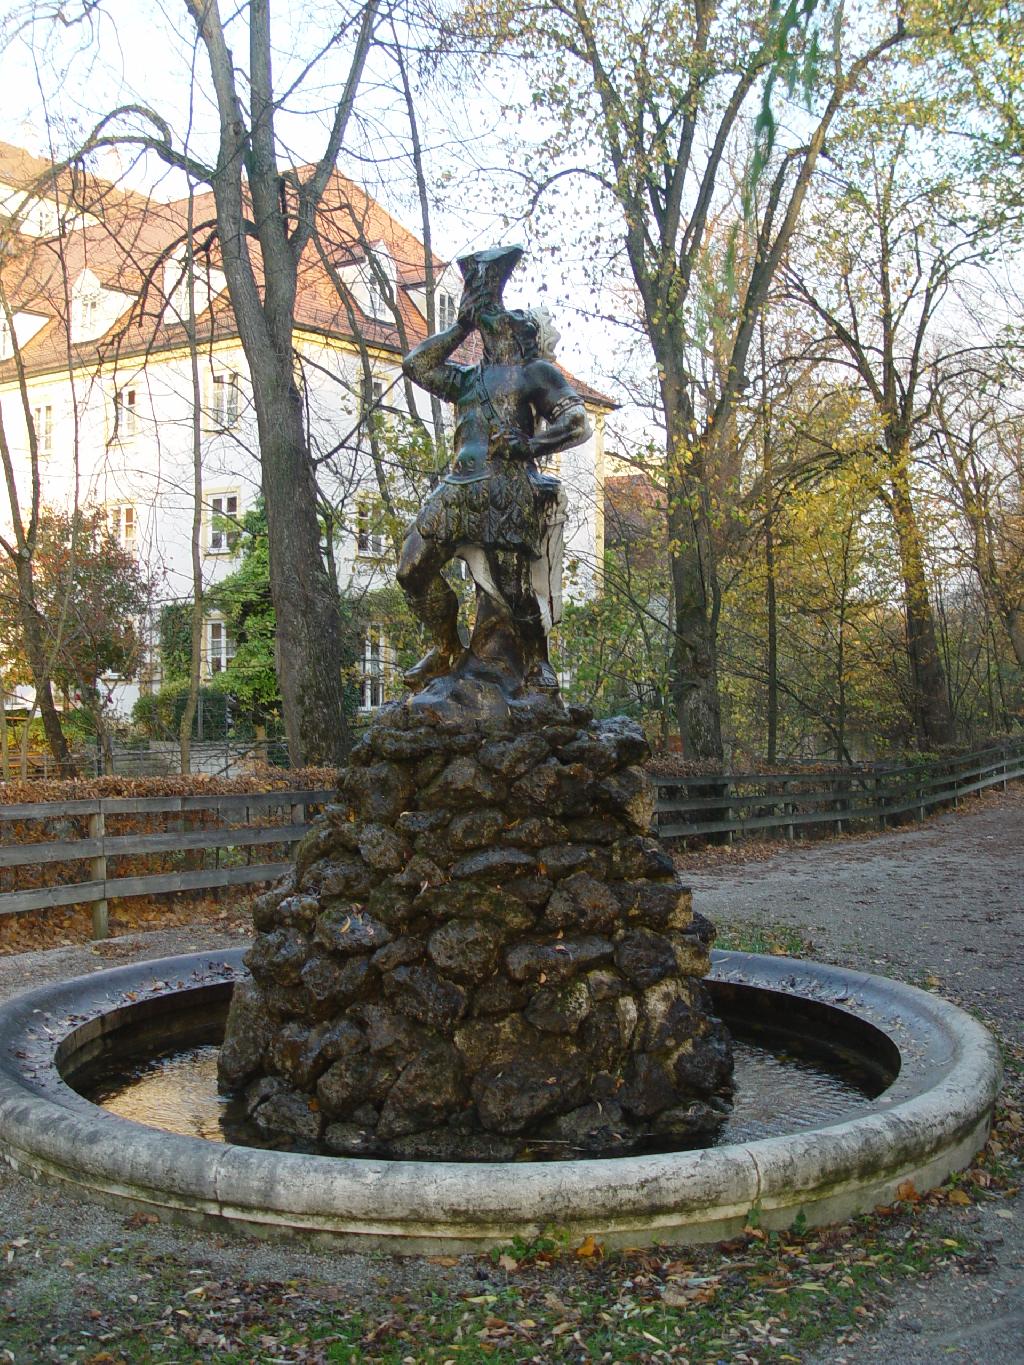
[133, 684, 233, 741]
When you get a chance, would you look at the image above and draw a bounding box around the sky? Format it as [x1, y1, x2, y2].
[0, 0, 639, 423]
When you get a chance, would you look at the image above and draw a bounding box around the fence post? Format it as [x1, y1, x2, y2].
[834, 775, 849, 835]
[89, 805, 108, 941]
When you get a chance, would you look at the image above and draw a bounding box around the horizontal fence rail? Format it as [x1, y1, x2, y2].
[653, 738, 1024, 844]
[3, 737, 1022, 939]
[0, 788, 335, 938]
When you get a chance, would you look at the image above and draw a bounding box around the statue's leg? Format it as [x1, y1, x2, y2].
[397, 526, 462, 687]
[486, 547, 558, 689]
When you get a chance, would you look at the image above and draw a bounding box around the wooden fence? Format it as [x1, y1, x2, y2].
[653, 738, 1024, 844]
[3, 737, 1023, 938]
[0, 788, 335, 939]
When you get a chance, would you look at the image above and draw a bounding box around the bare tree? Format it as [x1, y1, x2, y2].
[29, 0, 384, 763]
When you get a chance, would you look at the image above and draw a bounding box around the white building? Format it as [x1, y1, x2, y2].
[0, 141, 613, 724]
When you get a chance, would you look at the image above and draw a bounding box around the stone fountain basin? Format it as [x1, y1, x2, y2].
[0, 949, 1001, 1252]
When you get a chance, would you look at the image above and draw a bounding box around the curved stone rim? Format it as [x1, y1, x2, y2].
[0, 950, 1002, 1252]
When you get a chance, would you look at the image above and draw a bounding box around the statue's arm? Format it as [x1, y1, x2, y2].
[403, 284, 482, 401]
[402, 321, 472, 402]
[528, 362, 593, 456]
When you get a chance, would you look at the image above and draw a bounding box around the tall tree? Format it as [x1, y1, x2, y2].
[49, 0, 383, 764]
[784, 99, 1009, 746]
[0, 277, 75, 773]
[469, 0, 917, 757]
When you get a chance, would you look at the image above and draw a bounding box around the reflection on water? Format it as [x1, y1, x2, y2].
[87, 1035, 876, 1153]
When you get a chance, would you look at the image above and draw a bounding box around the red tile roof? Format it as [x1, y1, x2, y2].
[0, 148, 614, 408]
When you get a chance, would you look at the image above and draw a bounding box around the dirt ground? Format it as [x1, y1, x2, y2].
[0, 787, 1020, 1362]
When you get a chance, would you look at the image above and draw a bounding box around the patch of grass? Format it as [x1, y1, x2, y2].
[715, 921, 814, 958]
[489, 1225, 570, 1267]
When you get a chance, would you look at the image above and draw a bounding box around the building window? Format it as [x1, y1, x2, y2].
[113, 387, 137, 439]
[32, 404, 53, 457]
[356, 497, 386, 558]
[207, 618, 236, 675]
[360, 373, 385, 424]
[210, 372, 240, 429]
[365, 263, 389, 319]
[359, 627, 389, 709]
[107, 503, 136, 553]
[437, 290, 457, 330]
[208, 492, 239, 553]
[78, 291, 100, 334]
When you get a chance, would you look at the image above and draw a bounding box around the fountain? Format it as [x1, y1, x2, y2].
[0, 248, 1002, 1249]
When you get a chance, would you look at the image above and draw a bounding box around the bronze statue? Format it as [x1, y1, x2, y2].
[398, 246, 591, 707]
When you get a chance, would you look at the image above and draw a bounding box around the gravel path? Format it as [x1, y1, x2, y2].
[684, 784, 1024, 1364]
[687, 783, 1024, 1047]
[0, 788, 1020, 1362]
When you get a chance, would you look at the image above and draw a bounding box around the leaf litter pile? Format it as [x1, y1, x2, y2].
[0, 1042, 1019, 1365]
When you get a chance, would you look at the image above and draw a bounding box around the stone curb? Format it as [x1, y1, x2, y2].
[0, 950, 1002, 1252]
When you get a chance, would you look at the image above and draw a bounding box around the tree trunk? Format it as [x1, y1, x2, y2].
[761, 324, 778, 765]
[253, 362, 349, 766]
[665, 411, 724, 762]
[180, 219, 205, 774]
[1006, 609, 1024, 672]
[887, 450, 955, 748]
[14, 558, 74, 774]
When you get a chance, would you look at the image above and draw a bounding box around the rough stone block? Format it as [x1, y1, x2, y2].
[451, 846, 535, 880]
[300, 952, 375, 1017]
[614, 929, 678, 989]
[478, 733, 550, 779]
[525, 979, 591, 1034]
[424, 756, 499, 807]
[217, 979, 273, 1088]
[358, 823, 411, 873]
[244, 928, 312, 987]
[383, 963, 468, 1029]
[428, 917, 504, 981]
[447, 808, 506, 851]
[315, 908, 392, 956]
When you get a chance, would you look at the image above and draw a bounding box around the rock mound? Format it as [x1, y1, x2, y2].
[218, 702, 734, 1159]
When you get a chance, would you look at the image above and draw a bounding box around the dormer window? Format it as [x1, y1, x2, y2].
[361, 245, 395, 320]
[367, 271, 387, 319]
[72, 272, 106, 341]
[163, 254, 223, 323]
